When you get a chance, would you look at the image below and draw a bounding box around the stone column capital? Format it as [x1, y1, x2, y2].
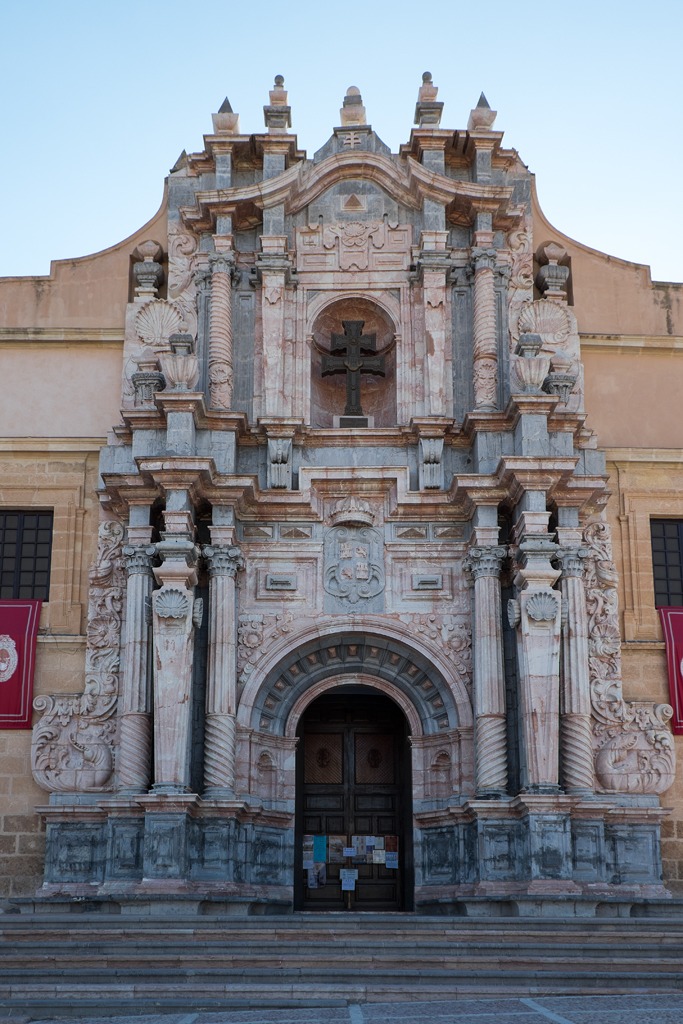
[471, 247, 498, 271]
[208, 251, 236, 277]
[555, 547, 589, 578]
[123, 544, 157, 575]
[203, 544, 244, 578]
[466, 545, 507, 579]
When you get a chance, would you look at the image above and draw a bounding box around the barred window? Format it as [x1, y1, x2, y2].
[650, 519, 683, 608]
[0, 511, 54, 601]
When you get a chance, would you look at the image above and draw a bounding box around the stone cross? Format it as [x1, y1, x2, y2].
[321, 320, 385, 417]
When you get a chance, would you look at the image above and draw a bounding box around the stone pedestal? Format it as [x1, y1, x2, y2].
[140, 795, 199, 880]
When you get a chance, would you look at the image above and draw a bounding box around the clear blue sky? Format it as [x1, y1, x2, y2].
[1, 0, 681, 281]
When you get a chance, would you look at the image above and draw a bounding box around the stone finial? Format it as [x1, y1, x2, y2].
[212, 97, 240, 134]
[159, 333, 199, 391]
[535, 241, 571, 301]
[269, 74, 288, 105]
[414, 71, 443, 127]
[340, 86, 367, 126]
[132, 240, 163, 298]
[132, 345, 165, 406]
[264, 75, 292, 133]
[467, 92, 497, 131]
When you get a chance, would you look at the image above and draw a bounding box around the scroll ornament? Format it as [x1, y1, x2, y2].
[412, 614, 472, 695]
[237, 611, 298, 687]
[31, 521, 125, 792]
[584, 519, 676, 794]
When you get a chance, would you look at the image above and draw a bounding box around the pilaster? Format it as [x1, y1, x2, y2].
[256, 236, 293, 418]
[510, 508, 562, 792]
[151, 506, 200, 794]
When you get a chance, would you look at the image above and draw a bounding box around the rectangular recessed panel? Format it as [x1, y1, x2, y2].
[304, 733, 343, 784]
[355, 733, 395, 784]
[305, 794, 343, 811]
[355, 794, 395, 812]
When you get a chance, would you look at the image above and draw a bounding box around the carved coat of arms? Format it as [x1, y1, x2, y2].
[323, 525, 385, 604]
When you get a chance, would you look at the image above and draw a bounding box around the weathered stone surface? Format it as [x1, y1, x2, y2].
[0, 78, 676, 910]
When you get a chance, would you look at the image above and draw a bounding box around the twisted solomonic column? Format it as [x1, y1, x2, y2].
[557, 547, 594, 794]
[203, 544, 244, 796]
[468, 545, 508, 796]
[208, 252, 235, 409]
[118, 544, 156, 793]
[471, 248, 498, 410]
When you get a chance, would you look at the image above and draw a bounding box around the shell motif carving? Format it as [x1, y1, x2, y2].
[135, 300, 184, 349]
[155, 587, 190, 619]
[507, 598, 521, 629]
[526, 591, 559, 623]
[516, 299, 572, 346]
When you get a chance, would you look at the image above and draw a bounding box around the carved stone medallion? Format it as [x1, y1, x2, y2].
[323, 525, 385, 607]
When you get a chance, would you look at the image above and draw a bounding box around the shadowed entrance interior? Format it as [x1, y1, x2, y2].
[295, 689, 413, 911]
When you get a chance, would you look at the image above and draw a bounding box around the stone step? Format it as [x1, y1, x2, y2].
[2, 966, 683, 1010]
[6, 913, 683, 934]
[3, 911, 682, 1017]
[2, 940, 682, 963]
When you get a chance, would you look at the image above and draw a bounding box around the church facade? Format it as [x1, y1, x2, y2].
[2, 76, 683, 912]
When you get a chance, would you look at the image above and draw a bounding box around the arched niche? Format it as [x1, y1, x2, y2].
[310, 296, 396, 427]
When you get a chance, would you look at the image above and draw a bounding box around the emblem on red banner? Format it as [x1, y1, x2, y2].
[0, 601, 42, 729]
[659, 607, 683, 735]
[0, 635, 19, 682]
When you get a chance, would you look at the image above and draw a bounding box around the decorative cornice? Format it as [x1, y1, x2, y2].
[580, 333, 683, 353]
[0, 328, 124, 345]
[180, 150, 519, 231]
[0, 437, 107, 453]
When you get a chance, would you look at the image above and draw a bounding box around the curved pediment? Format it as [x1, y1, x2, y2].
[180, 150, 520, 233]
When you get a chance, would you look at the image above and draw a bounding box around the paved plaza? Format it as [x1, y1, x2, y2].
[1, 995, 681, 1024]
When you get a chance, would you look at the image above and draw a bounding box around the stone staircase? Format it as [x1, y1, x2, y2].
[2, 911, 683, 1017]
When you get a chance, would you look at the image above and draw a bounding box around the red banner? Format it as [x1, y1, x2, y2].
[0, 600, 42, 729]
[659, 607, 683, 735]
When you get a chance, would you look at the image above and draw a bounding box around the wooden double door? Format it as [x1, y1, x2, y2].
[296, 692, 412, 911]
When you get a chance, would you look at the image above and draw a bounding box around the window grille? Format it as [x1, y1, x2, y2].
[0, 510, 54, 600]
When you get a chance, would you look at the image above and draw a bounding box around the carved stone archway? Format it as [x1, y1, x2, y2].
[248, 630, 461, 737]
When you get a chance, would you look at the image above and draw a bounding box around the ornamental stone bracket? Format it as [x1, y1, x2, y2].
[31, 521, 125, 793]
[583, 518, 676, 795]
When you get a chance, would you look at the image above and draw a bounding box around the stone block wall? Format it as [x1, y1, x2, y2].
[605, 461, 683, 894]
[0, 733, 45, 897]
[0, 448, 101, 897]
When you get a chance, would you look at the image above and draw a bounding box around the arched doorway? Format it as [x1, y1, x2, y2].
[295, 688, 413, 911]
